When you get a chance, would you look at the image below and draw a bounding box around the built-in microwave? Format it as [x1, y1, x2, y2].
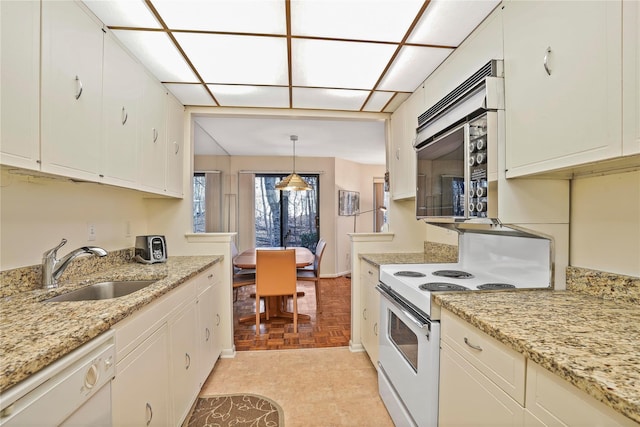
[414, 60, 503, 223]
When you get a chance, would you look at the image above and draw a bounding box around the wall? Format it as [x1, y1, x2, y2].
[334, 159, 385, 275]
[571, 170, 640, 276]
[0, 169, 150, 270]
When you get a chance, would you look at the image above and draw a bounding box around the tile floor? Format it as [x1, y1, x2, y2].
[200, 347, 394, 427]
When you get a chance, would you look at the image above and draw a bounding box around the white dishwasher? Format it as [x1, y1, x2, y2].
[0, 330, 115, 426]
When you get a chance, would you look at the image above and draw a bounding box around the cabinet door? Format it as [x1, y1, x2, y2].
[389, 102, 409, 200]
[41, 1, 104, 181]
[359, 261, 379, 365]
[211, 279, 224, 363]
[140, 76, 167, 192]
[102, 32, 142, 186]
[0, 0, 40, 170]
[196, 283, 216, 387]
[439, 342, 524, 427]
[169, 303, 199, 426]
[504, 1, 622, 177]
[165, 94, 184, 196]
[112, 326, 171, 427]
[623, 0, 640, 156]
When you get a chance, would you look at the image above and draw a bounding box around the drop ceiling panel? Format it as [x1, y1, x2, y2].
[378, 45, 453, 92]
[208, 85, 290, 108]
[291, 38, 396, 89]
[175, 33, 289, 85]
[408, 0, 500, 45]
[292, 87, 369, 111]
[83, 0, 161, 28]
[363, 91, 395, 112]
[111, 30, 196, 82]
[290, 0, 424, 42]
[164, 83, 216, 106]
[152, 0, 287, 34]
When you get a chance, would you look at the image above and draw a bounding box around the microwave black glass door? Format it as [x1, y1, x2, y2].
[416, 125, 466, 218]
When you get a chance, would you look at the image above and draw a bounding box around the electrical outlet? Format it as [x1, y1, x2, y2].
[88, 223, 96, 241]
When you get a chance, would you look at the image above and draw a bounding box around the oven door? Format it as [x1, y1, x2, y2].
[376, 284, 440, 427]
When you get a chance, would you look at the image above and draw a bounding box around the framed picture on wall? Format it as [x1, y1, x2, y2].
[339, 190, 360, 216]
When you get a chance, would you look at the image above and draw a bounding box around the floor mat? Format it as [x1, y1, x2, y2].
[185, 393, 284, 427]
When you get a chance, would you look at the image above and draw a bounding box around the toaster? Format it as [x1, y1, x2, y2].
[134, 235, 167, 264]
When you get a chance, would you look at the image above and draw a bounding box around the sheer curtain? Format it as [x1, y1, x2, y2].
[237, 172, 256, 251]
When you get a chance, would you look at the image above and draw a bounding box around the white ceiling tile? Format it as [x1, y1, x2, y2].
[377, 45, 453, 92]
[291, 39, 396, 89]
[383, 92, 411, 112]
[175, 33, 288, 85]
[362, 91, 395, 112]
[152, 0, 286, 34]
[164, 83, 216, 105]
[83, 0, 161, 28]
[292, 87, 368, 111]
[208, 85, 290, 108]
[111, 30, 197, 81]
[408, 0, 500, 46]
[290, 0, 424, 42]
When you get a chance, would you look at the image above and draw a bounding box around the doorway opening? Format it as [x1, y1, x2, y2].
[254, 174, 320, 250]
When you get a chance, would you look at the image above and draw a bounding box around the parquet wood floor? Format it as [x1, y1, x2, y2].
[233, 276, 351, 351]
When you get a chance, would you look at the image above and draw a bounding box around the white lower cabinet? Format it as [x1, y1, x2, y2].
[439, 309, 525, 427]
[359, 260, 380, 366]
[169, 303, 199, 426]
[440, 309, 640, 427]
[524, 361, 639, 427]
[440, 341, 525, 427]
[111, 264, 222, 426]
[112, 326, 171, 427]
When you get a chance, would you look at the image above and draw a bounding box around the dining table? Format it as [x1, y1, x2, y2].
[233, 246, 314, 323]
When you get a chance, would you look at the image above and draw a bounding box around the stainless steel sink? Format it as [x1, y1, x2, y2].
[45, 280, 157, 302]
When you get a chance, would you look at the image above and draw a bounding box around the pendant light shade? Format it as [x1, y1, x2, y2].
[276, 135, 312, 191]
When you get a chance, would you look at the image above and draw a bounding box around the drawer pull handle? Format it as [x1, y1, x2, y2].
[146, 403, 153, 425]
[464, 337, 483, 351]
[216, 313, 220, 326]
[121, 107, 128, 125]
[543, 46, 552, 76]
[363, 308, 367, 320]
[374, 322, 378, 336]
[205, 327, 210, 342]
[185, 352, 191, 369]
[75, 75, 83, 100]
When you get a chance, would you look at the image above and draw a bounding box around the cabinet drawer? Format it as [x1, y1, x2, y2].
[525, 361, 639, 427]
[113, 279, 196, 362]
[196, 266, 218, 296]
[441, 309, 525, 404]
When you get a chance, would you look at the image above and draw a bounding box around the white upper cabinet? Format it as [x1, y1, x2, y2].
[0, 1, 40, 171]
[623, 0, 640, 156]
[102, 31, 142, 186]
[165, 94, 185, 197]
[503, 0, 624, 178]
[41, 1, 104, 180]
[140, 76, 168, 193]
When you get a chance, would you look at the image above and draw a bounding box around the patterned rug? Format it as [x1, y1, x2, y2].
[185, 394, 284, 427]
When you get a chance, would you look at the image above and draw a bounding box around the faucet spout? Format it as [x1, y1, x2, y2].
[42, 239, 108, 288]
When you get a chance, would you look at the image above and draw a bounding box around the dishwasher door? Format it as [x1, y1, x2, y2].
[0, 331, 115, 426]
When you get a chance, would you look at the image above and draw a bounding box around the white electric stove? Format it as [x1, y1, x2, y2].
[376, 230, 553, 427]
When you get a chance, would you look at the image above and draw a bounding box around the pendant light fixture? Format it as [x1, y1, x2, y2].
[275, 135, 312, 191]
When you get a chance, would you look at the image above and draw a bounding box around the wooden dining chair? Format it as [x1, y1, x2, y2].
[255, 249, 298, 334]
[296, 238, 326, 312]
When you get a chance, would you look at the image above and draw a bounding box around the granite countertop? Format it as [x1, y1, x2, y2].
[360, 252, 437, 266]
[433, 290, 640, 424]
[0, 255, 221, 393]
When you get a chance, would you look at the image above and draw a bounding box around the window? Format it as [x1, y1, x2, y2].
[192, 171, 223, 233]
[254, 174, 319, 250]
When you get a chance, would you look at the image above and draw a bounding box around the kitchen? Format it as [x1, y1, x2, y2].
[1, 0, 639, 426]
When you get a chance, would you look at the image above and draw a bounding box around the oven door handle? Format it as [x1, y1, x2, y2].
[376, 284, 431, 330]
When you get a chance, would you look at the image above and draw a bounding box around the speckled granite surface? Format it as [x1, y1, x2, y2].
[567, 266, 640, 305]
[0, 255, 222, 393]
[360, 242, 458, 267]
[433, 283, 640, 424]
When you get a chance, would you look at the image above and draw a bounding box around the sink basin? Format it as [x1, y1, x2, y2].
[45, 280, 157, 302]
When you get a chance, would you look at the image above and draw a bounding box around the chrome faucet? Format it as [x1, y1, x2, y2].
[42, 238, 108, 288]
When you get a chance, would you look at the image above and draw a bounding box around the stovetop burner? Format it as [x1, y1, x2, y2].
[432, 270, 474, 279]
[419, 282, 470, 292]
[477, 283, 516, 290]
[394, 271, 427, 278]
